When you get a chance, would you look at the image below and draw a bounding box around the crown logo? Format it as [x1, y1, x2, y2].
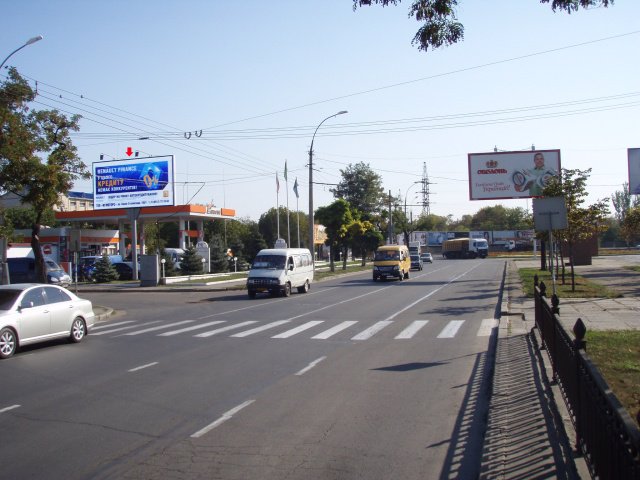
[486, 159, 498, 168]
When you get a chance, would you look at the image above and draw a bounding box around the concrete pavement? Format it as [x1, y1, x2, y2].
[480, 255, 640, 479]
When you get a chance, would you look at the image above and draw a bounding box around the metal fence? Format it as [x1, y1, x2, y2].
[533, 277, 640, 479]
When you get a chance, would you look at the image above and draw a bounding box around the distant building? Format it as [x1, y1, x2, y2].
[0, 190, 94, 212]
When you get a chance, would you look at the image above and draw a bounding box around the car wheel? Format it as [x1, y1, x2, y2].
[248, 290, 256, 299]
[297, 281, 309, 294]
[283, 282, 291, 297]
[0, 328, 17, 359]
[70, 318, 86, 343]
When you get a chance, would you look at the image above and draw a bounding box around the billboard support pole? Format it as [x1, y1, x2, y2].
[128, 208, 141, 281]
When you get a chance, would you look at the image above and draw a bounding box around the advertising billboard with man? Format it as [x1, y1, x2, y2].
[92, 155, 176, 210]
[468, 150, 561, 200]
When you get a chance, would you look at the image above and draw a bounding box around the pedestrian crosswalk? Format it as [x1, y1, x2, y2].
[91, 317, 499, 342]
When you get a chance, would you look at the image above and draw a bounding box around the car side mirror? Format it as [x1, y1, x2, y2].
[289, 264, 294, 271]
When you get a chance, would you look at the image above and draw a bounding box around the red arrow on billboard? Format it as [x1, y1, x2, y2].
[126, 147, 133, 157]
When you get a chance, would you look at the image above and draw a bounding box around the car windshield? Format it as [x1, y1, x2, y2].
[251, 255, 286, 270]
[0, 290, 21, 310]
[374, 251, 399, 261]
[411, 255, 420, 261]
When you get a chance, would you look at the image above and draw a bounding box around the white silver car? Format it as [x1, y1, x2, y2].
[0, 284, 95, 359]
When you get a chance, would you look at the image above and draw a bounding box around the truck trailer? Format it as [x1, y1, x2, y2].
[442, 238, 488, 259]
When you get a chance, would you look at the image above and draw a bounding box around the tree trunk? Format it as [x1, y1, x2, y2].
[329, 243, 335, 272]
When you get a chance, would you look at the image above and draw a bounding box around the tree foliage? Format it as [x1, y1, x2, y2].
[620, 206, 640, 245]
[258, 207, 308, 250]
[93, 254, 119, 283]
[611, 182, 640, 225]
[353, 0, 613, 52]
[331, 162, 385, 219]
[178, 245, 204, 275]
[1, 68, 90, 282]
[315, 199, 354, 272]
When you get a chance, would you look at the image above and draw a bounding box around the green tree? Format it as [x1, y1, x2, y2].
[208, 235, 230, 273]
[611, 183, 640, 239]
[178, 245, 204, 275]
[258, 207, 309, 249]
[620, 206, 640, 246]
[1, 68, 90, 282]
[158, 248, 178, 277]
[3, 206, 57, 230]
[414, 213, 450, 231]
[543, 168, 610, 291]
[93, 254, 119, 283]
[315, 199, 354, 272]
[348, 219, 382, 266]
[470, 205, 532, 230]
[353, 1, 612, 52]
[331, 162, 385, 220]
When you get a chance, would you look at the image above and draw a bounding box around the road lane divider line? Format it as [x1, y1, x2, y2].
[395, 320, 429, 339]
[128, 362, 159, 373]
[122, 320, 195, 336]
[295, 356, 327, 376]
[191, 400, 255, 438]
[230, 320, 291, 338]
[158, 320, 226, 336]
[92, 321, 134, 330]
[437, 320, 466, 338]
[385, 262, 483, 321]
[194, 321, 258, 338]
[272, 321, 324, 339]
[312, 321, 358, 339]
[477, 318, 499, 337]
[91, 321, 161, 336]
[0, 405, 21, 413]
[352, 320, 393, 340]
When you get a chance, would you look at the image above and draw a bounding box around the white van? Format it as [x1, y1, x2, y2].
[246, 248, 313, 298]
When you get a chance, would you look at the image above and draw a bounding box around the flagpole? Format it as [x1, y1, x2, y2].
[276, 172, 280, 243]
[285, 161, 290, 247]
[294, 177, 301, 248]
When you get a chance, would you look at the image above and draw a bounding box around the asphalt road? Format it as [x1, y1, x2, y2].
[0, 258, 505, 480]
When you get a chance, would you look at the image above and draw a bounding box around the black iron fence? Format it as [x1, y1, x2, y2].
[533, 277, 640, 479]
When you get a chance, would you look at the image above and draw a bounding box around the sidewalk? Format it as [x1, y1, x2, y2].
[480, 256, 640, 479]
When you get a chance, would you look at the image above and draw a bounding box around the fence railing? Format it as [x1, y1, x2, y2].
[533, 277, 640, 480]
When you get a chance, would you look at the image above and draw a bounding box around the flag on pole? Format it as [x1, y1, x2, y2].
[284, 160, 288, 181]
[293, 178, 299, 198]
[276, 172, 280, 192]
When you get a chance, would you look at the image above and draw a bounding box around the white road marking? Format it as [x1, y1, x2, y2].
[231, 320, 291, 337]
[311, 321, 358, 339]
[272, 321, 324, 338]
[385, 263, 483, 321]
[477, 318, 499, 337]
[0, 405, 20, 413]
[158, 321, 226, 336]
[122, 320, 194, 336]
[191, 400, 255, 438]
[437, 320, 465, 338]
[395, 320, 429, 339]
[295, 356, 327, 376]
[92, 321, 134, 330]
[194, 321, 258, 338]
[128, 362, 158, 372]
[91, 321, 161, 336]
[351, 321, 393, 340]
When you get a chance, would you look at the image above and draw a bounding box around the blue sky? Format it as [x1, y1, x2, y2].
[2, 0, 639, 222]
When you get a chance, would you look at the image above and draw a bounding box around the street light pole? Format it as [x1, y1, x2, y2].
[308, 110, 347, 266]
[0, 35, 44, 286]
[0, 35, 43, 71]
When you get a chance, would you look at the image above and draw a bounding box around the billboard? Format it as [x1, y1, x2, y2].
[92, 156, 175, 210]
[629, 148, 640, 195]
[468, 149, 561, 200]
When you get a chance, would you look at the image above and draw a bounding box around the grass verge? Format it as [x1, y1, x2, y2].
[585, 330, 640, 427]
[518, 267, 621, 298]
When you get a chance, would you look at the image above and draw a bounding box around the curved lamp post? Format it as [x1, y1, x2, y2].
[0, 35, 44, 285]
[0, 35, 43, 70]
[308, 110, 348, 266]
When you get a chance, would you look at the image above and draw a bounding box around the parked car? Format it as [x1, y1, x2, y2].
[79, 255, 123, 282]
[113, 262, 134, 280]
[7, 257, 72, 287]
[0, 284, 95, 359]
[410, 254, 423, 271]
[421, 252, 433, 263]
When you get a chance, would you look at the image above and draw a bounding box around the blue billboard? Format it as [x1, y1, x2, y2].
[92, 156, 176, 210]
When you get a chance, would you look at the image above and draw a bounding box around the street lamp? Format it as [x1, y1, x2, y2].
[308, 110, 348, 266]
[404, 181, 422, 219]
[0, 35, 44, 285]
[0, 35, 43, 70]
